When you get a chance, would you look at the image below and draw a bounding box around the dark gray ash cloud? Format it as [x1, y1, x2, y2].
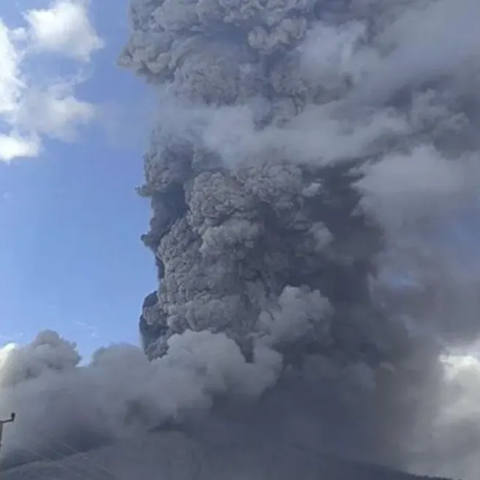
[1, 1, 480, 479]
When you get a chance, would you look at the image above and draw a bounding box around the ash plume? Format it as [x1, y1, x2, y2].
[1, 0, 480, 479]
[118, 0, 480, 472]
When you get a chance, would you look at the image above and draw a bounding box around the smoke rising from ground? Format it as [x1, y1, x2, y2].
[1, 0, 480, 478]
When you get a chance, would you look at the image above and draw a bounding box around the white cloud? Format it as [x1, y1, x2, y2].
[0, 133, 40, 161]
[0, 21, 23, 116]
[14, 84, 96, 141]
[25, 0, 104, 62]
[0, 1, 103, 163]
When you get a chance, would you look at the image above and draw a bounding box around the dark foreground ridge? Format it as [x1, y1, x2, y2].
[2, 430, 454, 480]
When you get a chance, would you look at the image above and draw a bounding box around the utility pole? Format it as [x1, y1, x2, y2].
[0, 413, 15, 457]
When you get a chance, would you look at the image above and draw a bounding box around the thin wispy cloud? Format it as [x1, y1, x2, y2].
[74, 320, 99, 339]
[0, 0, 103, 163]
[0, 332, 24, 345]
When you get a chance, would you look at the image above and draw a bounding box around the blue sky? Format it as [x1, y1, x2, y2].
[0, 0, 156, 358]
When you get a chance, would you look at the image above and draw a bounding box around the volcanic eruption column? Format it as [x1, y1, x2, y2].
[117, 0, 480, 470]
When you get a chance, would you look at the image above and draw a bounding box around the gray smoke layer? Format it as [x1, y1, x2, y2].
[1, 1, 480, 479]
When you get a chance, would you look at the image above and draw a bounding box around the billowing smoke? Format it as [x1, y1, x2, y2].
[0, 329, 282, 469]
[1, 0, 480, 478]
